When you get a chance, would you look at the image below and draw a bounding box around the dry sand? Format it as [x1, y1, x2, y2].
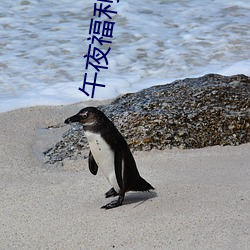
[0, 102, 249, 249]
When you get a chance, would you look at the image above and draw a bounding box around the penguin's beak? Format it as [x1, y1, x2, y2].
[64, 114, 81, 124]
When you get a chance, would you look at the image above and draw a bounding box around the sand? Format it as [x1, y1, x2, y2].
[0, 102, 249, 250]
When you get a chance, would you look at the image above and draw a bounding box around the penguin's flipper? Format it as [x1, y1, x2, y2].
[88, 151, 98, 175]
[114, 146, 124, 190]
[105, 187, 118, 198]
[101, 196, 124, 209]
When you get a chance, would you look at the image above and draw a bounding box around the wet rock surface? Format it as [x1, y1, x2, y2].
[44, 74, 250, 163]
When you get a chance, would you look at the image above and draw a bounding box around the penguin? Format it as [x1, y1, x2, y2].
[65, 107, 154, 209]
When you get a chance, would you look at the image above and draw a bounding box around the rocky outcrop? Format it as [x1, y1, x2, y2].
[44, 74, 250, 163]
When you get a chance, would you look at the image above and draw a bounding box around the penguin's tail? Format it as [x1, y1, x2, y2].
[132, 176, 154, 192]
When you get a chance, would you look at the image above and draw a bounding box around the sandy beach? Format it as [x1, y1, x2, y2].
[0, 102, 249, 249]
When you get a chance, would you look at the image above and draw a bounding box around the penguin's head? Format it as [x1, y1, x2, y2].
[65, 107, 109, 129]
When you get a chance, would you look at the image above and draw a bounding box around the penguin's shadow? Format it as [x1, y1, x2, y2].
[122, 191, 157, 208]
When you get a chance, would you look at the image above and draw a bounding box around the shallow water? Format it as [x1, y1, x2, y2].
[0, 0, 250, 112]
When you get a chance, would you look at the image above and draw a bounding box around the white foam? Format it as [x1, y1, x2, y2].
[0, 0, 250, 112]
[218, 60, 250, 76]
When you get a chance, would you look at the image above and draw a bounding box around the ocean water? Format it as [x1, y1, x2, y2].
[0, 0, 250, 112]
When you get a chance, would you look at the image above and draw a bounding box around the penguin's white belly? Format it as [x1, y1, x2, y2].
[85, 131, 120, 193]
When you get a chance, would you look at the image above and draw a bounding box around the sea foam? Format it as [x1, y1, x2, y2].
[0, 0, 249, 112]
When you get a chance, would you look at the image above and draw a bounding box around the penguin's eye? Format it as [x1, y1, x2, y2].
[79, 112, 88, 119]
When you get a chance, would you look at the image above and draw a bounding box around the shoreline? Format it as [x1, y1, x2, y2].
[0, 102, 249, 249]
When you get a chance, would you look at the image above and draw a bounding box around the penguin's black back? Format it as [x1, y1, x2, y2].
[101, 121, 154, 192]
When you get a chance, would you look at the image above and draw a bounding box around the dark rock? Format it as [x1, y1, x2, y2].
[43, 74, 250, 163]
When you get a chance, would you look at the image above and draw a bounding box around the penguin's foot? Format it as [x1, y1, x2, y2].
[101, 196, 124, 209]
[105, 187, 118, 198]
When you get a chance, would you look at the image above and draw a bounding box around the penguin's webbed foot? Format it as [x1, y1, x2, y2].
[101, 196, 124, 209]
[105, 187, 118, 198]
